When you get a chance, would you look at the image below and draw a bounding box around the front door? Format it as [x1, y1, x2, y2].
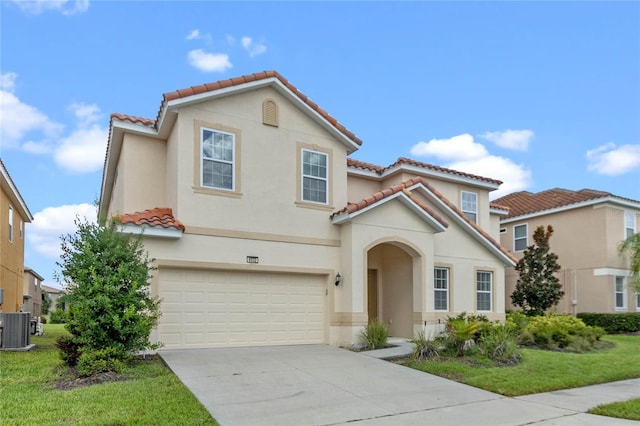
[367, 269, 378, 322]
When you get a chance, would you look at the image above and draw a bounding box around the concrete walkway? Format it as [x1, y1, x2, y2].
[160, 344, 640, 426]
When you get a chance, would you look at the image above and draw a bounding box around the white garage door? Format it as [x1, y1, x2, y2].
[158, 268, 327, 348]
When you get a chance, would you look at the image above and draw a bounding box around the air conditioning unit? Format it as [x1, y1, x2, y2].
[1, 312, 31, 348]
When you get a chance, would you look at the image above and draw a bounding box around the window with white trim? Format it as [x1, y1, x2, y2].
[461, 191, 477, 223]
[636, 292, 640, 310]
[201, 128, 235, 190]
[19, 220, 23, 239]
[476, 271, 492, 311]
[301, 149, 328, 204]
[625, 211, 636, 239]
[434, 267, 449, 311]
[514, 224, 528, 252]
[8, 206, 13, 243]
[615, 276, 626, 310]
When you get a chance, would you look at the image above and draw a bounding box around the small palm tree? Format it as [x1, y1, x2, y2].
[619, 233, 640, 292]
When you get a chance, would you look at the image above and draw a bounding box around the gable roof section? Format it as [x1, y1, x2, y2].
[331, 177, 449, 232]
[332, 177, 517, 266]
[115, 208, 185, 239]
[100, 71, 363, 217]
[0, 158, 33, 222]
[495, 188, 640, 222]
[346, 157, 502, 190]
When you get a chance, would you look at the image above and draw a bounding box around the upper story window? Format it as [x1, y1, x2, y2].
[434, 267, 449, 311]
[615, 276, 626, 310]
[19, 220, 23, 239]
[201, 127, 235, 191]
[514, 224, 528, 252]
[461, 191, 477, 223]
[34, 278, 39, 291]
[301, 149, 328, 204]
[625, 211, 636, 239]
[8, 205, 13, 243]
[476, 270, 493, 311]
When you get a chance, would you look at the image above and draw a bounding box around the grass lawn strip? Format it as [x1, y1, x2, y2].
[404, 335, 640, 397]
[0, 324, 218, 425]
[589, 398, 640, 421]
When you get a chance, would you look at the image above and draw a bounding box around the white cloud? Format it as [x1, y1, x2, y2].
[241, 36, 267, 57]
[586, 143, 640, 176]
[0, 72, 18, 92]
[22, 140, 52, 154]
[448, 156, 532, 199]
[186, 29, 200, 40]
[54, 125, 108, 173]
[0, 73, 64, 149]
[10, 0, 89, 15]
[479, 129, 534, 151]
[28, 203, 97, 259]
[410, 133, 488, 161]
[409, 133, 532, 199]
[187, 49, 232, 72]
[186, 29, 212, 44]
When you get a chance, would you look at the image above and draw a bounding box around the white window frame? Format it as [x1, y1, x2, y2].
[434, 267, 449, 311]
[301, 149, 329, 205]
[8, 205, 13, 243]
[19, 220, 23, 239]
[625, 211, 636, 239]
[514, 224, 528, 252]
[636, 292, 640, 310]
[476, 270, 493, 312]
[461, 191, 478, 224]
[201, 127, 235, 191]
[615, 276, 627, 310]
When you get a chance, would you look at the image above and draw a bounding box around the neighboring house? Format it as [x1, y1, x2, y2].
[494, 188, 640, 314]
[99, 71, 516, 350]
[41, 285, 64, 313]
[22, 267, 44, 318]
[0, 159, 33, 312]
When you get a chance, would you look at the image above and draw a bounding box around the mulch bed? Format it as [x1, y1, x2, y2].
[54, 368, 129, 391]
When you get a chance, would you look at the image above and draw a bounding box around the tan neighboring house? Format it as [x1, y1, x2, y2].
[494, 188, 640, 314]
[41, 285, 64, 314]
[99, 71, 516, 350]
[23, 267, 44, 318]
[1, 159, 33, 313]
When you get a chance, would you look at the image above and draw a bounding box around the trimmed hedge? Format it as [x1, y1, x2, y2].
[577, 312, 640, 334]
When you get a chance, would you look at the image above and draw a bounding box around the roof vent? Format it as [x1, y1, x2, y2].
[262, 99, 279, 127]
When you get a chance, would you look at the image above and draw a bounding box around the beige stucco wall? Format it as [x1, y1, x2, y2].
[108, 134, 166, 216]
[502, 204, 639, 313]
[170, 87, 347, 241]
[22, 270, 42, 317]
[1, 188, 26, 312]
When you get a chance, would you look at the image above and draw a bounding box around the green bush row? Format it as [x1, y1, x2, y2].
[577, 312, 640, 334]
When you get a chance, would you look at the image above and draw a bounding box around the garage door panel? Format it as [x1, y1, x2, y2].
[158, 269, 327, 348]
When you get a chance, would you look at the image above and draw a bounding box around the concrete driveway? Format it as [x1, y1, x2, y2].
[160, 345, 639, 426]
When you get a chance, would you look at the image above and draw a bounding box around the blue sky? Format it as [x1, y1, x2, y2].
[1, 1, 639, 288]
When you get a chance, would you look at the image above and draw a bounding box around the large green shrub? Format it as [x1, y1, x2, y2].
[49, 308, 67, 324]
[56, 218, 161, 371]
[577, 312, 640, 334]
[524, 314, 604, 351]
[360, 319, 389, 350]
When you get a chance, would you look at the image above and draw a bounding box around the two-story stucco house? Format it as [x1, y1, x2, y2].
[1, 159, 33, 313]
[99, 71, 516, 350]
[23, 267, 44, 318]
[494, 188, 640, 315]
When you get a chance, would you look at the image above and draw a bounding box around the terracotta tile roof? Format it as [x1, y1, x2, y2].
[152, 71, 360, 146]
[489, 202, 511, 211]
[110, 113, 156, 127]
[392, 157, 503, 185]
[494, 188, 640, 219]
[332, 177, 450, 228]
[346, 158, 385, 173]
[346, 157, 503, 185]
[116, 208, 185, 231]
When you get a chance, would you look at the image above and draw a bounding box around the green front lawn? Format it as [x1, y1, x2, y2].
[404, 335, 640, 397]
[0, 324, 218, 425]
[589, 398, 640, 421]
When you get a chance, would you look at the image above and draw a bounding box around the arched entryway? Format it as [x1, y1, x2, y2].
[366, 241, 420, 339]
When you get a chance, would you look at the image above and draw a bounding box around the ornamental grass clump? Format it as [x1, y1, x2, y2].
[360, 319, 389, 350]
